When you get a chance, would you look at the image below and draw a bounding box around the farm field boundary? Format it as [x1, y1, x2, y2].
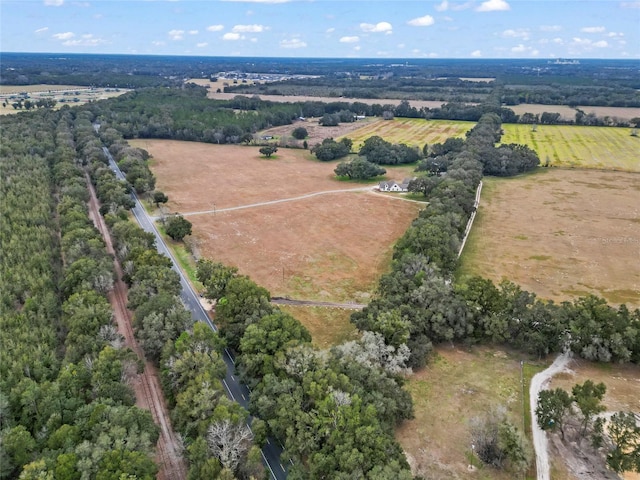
[458, 168, 640, 307]
[501, 123, 640, 172]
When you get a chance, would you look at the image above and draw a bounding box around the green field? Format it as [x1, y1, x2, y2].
[340, 118, 475, 150]
[501, 124, 640, 172]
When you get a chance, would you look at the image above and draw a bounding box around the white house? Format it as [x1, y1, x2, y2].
[378, 178, 413, 192]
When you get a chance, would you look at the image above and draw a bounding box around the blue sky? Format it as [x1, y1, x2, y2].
[1, 0, 638, 58]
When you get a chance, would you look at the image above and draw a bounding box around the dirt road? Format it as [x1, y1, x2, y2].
[85, 173, 187, 480]
[529, 352, 572, 480]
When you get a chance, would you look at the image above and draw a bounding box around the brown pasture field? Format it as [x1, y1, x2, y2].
[134, 140, 423, 303]
[459, 168, 640, 308]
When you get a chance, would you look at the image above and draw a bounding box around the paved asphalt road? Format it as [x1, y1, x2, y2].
[103, 147, 288, 480]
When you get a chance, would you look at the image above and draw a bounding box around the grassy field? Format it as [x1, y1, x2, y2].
[458, 168, 640, 307]
[278, 305, 359, 349]
[398, 346, 539, 480]
[341, 118, 475, 150]
[501, 124, 640, 172]
[136, 140, 423, 303]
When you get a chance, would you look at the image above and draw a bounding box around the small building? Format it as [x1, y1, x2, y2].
[378, 178, 413, 192]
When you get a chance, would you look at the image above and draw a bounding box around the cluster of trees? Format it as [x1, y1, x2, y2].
[335, 157, 386, 180]
[311, 137, 352, 161]
[0, 107, 159, 479]
[3, 97, 57, 110]
[196, 260, 415, 478]
[359, 135, 422, 165]
[537, 380, 640, 474]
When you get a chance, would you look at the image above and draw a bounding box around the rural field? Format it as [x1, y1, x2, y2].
[400, 347, 640, 480]
[501, 124, 640, 172]
[398, 345, 532, 480]
[459, 168, 640, 307]
[340, 118, 475, 150]
[134, 140, 423, 303]
[278, 305, 358, 349]
[0, 84, 129, 115]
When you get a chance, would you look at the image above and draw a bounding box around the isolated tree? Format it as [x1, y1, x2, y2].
[259, 145, 277, 157]
[572, 380, 607, 440]
[536, 388, 573, 439]
[152, 190, 168, 207]
[165, 215, 192, 241]
[291, 126, 308, 139]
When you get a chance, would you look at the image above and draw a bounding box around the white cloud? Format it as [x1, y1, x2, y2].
[280, 38, 307, 49]
[62, 34, 106, 47]
[232, 24, 266, 33]
[502, 28, 529, 39]
[152, 41, 166, 47]
[593, 40, 609, 48]
[326, 27, 335, 34]
[35, 27, 49, 33]
[540, 25, 562, 32]
[168, 29, 184, 40]
[477, 0, 510, 12]
[340, 36, 359, 43]
[553, 38, 563, 44]
[223, 32, 243, 40]
[511, 44, 527, 53]
[471, 50, 482, 57]
[53, 31, 75, 40]
[581, 26, 605, 33]
[354, 45, 361, 51]
[620, 1, 640, 8]
[397, 43, 405, 48]
[530, 49, 540, 56]
[207, 24, 224, 32]
[407, 15, 435, 27]
[572, 37, 591, 46]
[360, 22, 392, 33]
[196, 42, 208, 48]
[188, 30, 198, 35]
[608, 31, 624, 37]
[435, 0, 448, 11]
[44, 0, 64, 6]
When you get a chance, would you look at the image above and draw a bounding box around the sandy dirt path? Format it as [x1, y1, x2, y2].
[530, 352, 572, 480]
[85, 173, 187, 480]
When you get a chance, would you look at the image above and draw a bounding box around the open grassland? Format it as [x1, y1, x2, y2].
[278, 305, 359, 349]
[508, 104, 640, 122]
[458, 169, 640, 307]
[501, 124, 640, 171]
[398, 346, 533, 480]
[136, 140, 423, 303]
[342, 118, 475, 150]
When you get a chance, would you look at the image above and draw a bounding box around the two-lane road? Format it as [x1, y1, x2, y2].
[103, 147, 288, 479]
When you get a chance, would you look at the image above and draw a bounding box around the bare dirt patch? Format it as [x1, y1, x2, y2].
[135, 140, 423, 303]
[459, 168, 640, 308]
[398, 346, 527, 480]
[278, 305, 359, 349]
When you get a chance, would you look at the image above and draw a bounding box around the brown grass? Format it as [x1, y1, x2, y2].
[459, 168, 640, 308]
[135, 140, 423, 303]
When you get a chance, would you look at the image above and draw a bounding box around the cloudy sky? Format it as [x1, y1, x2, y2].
[2, 0, 638, 58]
